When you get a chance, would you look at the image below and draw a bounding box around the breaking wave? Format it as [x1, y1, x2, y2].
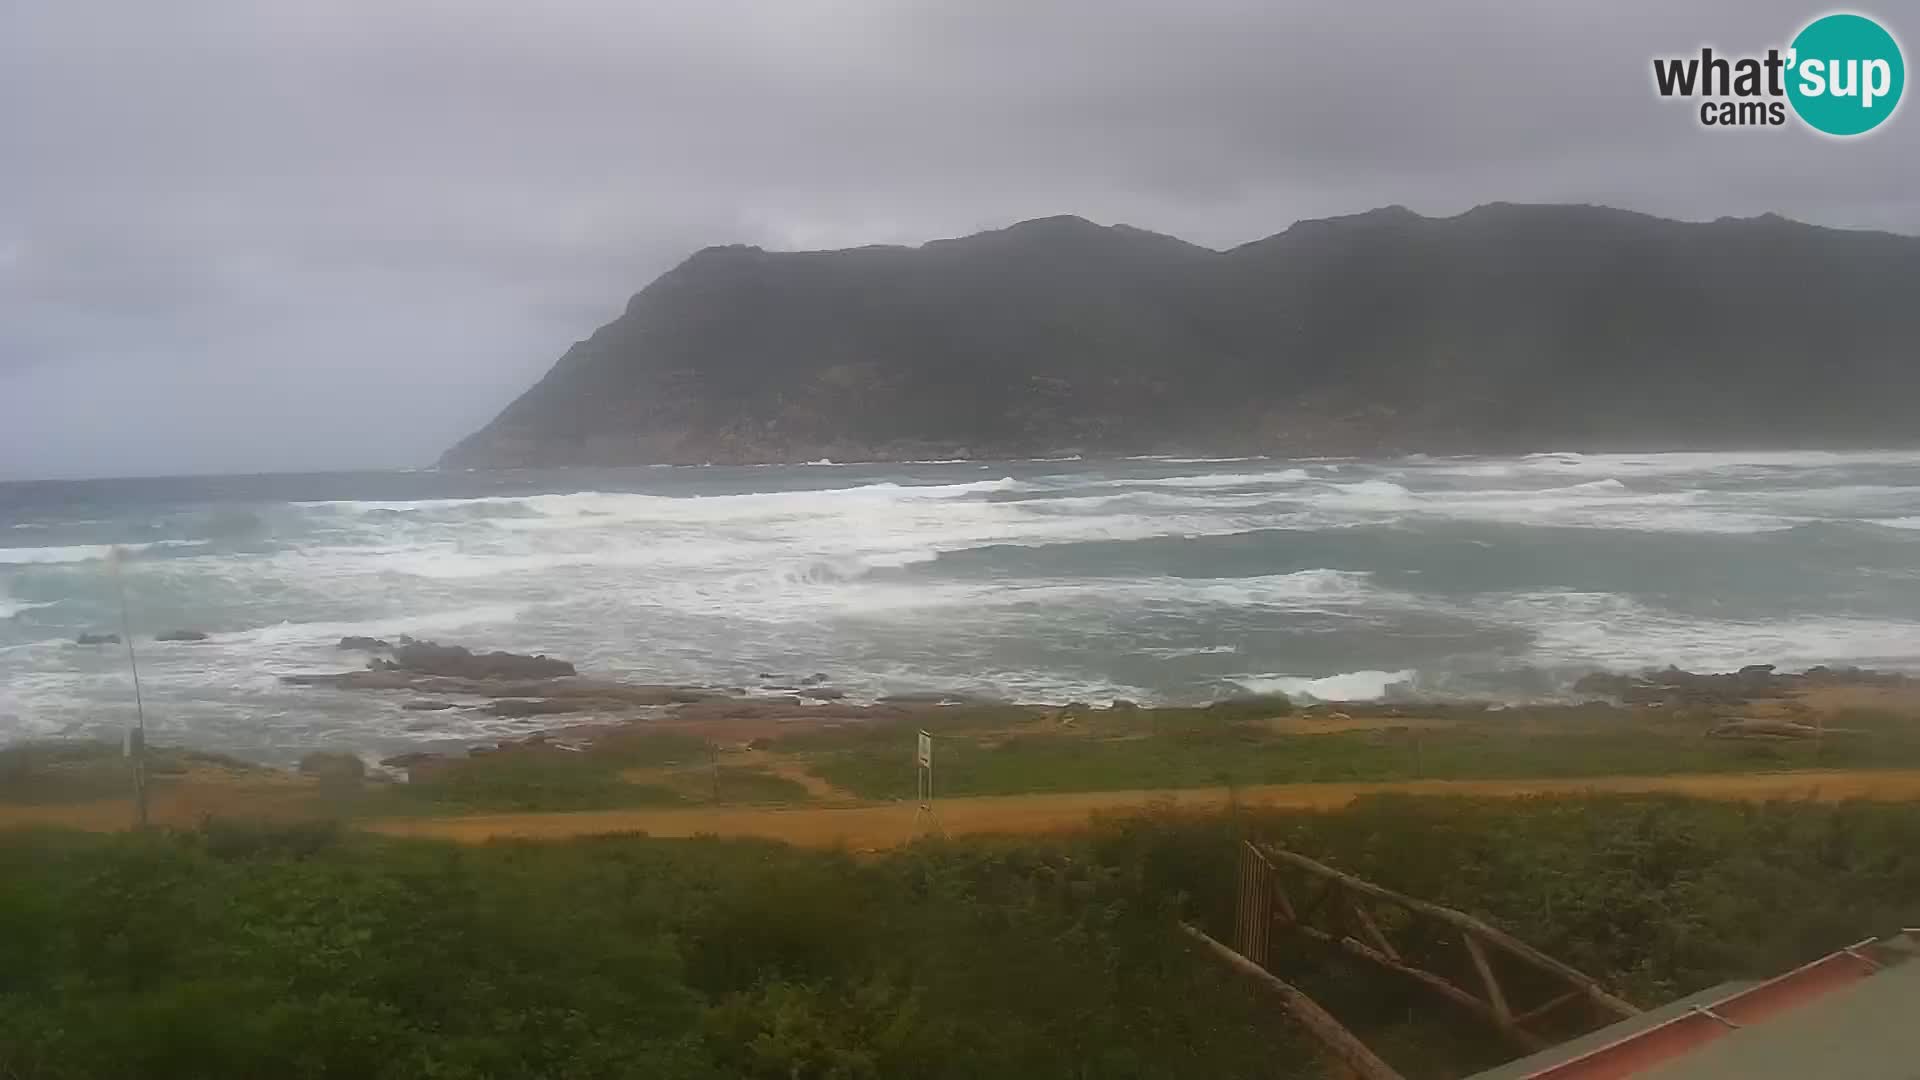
[1235, 669, 1417, 702]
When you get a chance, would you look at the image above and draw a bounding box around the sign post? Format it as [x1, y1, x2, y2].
[912, 729, 944, 838]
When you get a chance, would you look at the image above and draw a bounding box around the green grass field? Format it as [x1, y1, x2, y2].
[806, 706, 1920, 799]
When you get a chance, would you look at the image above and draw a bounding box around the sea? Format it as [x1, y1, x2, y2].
[4, 449, 1920, 764]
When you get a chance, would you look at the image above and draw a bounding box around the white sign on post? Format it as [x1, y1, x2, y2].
[916, 730, 932, 769]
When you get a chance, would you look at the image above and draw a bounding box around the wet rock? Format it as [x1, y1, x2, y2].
[280, 662, 723, 709]
[155, 629, 210, 642]
[798, 687, 846, 700]
[402, 700, 457, 711]
[380, 638, 575, 680]
[482, 698, 598, 718]
[75, 632, 121, 646]
[879, 690, 998, 706]
[1573, 664, 1835, 706]
[282, 670, 423, 690]
[338, 635, 392, 651]
[670, 697, 903, 724]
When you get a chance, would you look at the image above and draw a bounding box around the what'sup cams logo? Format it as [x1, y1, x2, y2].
[1653, 12, 1904, 135]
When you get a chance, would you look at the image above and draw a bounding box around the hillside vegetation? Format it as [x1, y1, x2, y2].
[445, 205, 1920, 466]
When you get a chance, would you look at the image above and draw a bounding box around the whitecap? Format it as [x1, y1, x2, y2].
[1135, 644, 1239, 658]
[1234, 669, 1416, 702]
[1130, 469, 1311, 489]
[0, 598, 58, 619]
[225, 603, 531, 648]
[1483, 590, 1920, 674]
[0, 539, 210, 565]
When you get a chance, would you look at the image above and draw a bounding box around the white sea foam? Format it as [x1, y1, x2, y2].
[9, 450, 1920, 758]
[1130, 468, 1312, 489]
[0, 539, 206, 565]
[1305, 477, 1790, 533]
[0, 598, 56, 619]
[1320, 478, 1413, 502]
[1235, 669, 1416, 702]
[297, 477, 1031, 521]
[0, 544, 121, 564]
[228, 603, 531, 648]
[1486, 590, 1920, 673]
[1136, 644, 1239, 658]
[1125, 455, 1269, 464]
[1420, 448, 1920, 482]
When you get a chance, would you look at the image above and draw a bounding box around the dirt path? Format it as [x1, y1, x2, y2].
[759, 756, 861, 802]
[363, 769, 1920, 850]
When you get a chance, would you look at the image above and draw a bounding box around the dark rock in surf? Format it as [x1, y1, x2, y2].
[75, 633, 121, 646]
[338, 636, 392, 651]
[879, 691, 991, 706]
[1564, 663, 1900, 706]
[402, 700, 458, 711]
[381, 639, 576, 680]
[282, 670, 420, 690]
[155, 629, 210, 642]
[482, 698, 597, 718]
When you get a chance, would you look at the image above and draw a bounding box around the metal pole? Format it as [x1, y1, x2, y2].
[109, 547, 148, 828]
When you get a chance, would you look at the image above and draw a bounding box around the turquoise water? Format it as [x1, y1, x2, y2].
[4, 449, 1919, 763]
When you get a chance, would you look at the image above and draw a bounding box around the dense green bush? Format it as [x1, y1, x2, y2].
[0, 824, 1301, 1079]
[3, 794, 1917, 1079]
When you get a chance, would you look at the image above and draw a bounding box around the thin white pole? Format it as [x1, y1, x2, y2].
[109, 547, 148, 828]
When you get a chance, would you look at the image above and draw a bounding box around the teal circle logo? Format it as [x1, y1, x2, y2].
[1787, 13, 1905, 135]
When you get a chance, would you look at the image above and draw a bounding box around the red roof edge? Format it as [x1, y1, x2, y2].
[1522, 933, 1910, 1080]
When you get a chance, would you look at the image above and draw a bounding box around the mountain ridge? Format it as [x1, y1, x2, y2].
[442, 204, 1920, 468]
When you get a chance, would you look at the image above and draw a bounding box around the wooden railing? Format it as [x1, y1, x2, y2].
[1238, 841, 1639, 1051]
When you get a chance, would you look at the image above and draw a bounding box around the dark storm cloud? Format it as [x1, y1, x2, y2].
[2, 0, 1914, 478]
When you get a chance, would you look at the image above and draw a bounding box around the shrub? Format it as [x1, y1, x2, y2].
[297, 751, 366, 792]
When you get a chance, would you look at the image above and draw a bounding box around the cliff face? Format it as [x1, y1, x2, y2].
[442, 205, 1920, 467]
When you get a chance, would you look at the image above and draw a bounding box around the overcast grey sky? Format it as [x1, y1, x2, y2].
[2, 0, 1914, 479]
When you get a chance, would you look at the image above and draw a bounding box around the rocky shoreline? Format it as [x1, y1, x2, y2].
[281, 636, 993, 775]
[274, 636, 1919, 780]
